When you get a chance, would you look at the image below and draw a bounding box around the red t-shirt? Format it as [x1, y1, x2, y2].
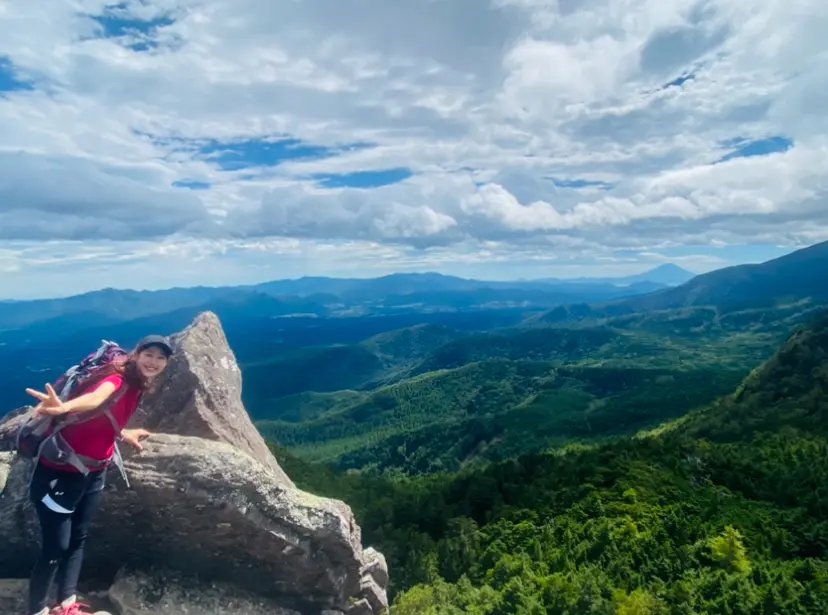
[41, 374, 142, 472]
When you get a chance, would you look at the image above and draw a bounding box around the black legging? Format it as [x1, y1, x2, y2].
[27, 463, 107, 615]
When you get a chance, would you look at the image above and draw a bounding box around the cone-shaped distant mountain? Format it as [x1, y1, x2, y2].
[536, 262, 695, 287]
[535, 240, 828, 327]
[626, 240, 828, 312]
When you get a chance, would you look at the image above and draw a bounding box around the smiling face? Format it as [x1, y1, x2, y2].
[135, 345, 170, 380]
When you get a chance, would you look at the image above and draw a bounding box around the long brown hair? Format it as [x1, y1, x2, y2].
[68, 353, 156, 400]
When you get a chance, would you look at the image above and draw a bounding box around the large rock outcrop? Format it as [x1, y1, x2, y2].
[134, 311, 293, 485]
[0, 312, 388, 615]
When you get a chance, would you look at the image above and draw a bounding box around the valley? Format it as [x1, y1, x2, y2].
[2, 242, 828, 613]
[271, 309, 828, 613]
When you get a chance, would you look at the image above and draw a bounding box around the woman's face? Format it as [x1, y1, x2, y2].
[135, 346, 170, 379]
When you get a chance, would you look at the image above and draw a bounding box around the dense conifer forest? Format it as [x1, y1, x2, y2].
[269, 311, 828, 613]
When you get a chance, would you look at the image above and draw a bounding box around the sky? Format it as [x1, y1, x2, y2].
[0, 0, 826, 299]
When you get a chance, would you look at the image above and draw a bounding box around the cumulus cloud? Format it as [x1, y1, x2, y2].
[0, 0, 826, 292]
[0, 152, 212, 240]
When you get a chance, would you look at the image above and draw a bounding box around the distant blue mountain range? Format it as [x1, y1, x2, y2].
[0, 264, 695, 330]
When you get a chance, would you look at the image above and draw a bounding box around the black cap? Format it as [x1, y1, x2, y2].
[136, 335, 173, 357]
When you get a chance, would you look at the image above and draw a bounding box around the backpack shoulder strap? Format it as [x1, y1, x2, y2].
[54, 384, 128, 436]
[100, 385, 128, 434]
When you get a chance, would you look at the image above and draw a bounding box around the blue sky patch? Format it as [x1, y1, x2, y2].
[93, 13, 174, 37]
[89, 5, 175, 51]
[663, 71, 695, 89]
[173, 180, 211, 190]
[0, 57, 34, 93]
[198, 138, 370, 171]
[314, 168, 413, 188]
[547, 177, 613, 190]
[718, 136, 793, 163]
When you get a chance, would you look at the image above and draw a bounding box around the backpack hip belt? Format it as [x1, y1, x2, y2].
[39, 432, 111, 475]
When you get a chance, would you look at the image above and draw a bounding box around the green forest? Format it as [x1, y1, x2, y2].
[265, 309, 828, 614]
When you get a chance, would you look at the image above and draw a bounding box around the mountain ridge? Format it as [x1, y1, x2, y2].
[537, 262, 695, 287]
[0, 264, 695, 329]
[532, 240, 828, 328]
[618, 240, 828, 313]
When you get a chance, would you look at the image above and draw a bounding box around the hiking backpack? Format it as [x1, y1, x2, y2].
[15, 340, 133, 486]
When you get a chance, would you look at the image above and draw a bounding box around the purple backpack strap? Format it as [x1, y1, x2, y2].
[57, 385, 128, 435]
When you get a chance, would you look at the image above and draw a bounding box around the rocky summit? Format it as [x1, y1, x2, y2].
[0, 312, 389, 615]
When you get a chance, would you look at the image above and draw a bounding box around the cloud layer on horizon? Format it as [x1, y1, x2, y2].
[0, 0, 826, 296]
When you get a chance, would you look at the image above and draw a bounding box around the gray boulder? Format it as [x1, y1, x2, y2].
[0, 579, 26, 613]
[0, 452, 12, 494]
[108, 569, 305, 615]
[361, 548, 389, 588]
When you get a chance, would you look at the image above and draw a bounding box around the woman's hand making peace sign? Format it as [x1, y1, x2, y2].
[25, 383, 69, 416]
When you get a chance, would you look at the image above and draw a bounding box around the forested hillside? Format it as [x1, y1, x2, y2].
[256, 321, 781, 472]
[271, 310, 828, 614]
[240, 324, 465, 409]
[261, 362, 745, 474]
[687, 309, 828, 441]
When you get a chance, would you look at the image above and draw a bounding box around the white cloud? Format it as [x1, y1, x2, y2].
[0, 0, 826, 295]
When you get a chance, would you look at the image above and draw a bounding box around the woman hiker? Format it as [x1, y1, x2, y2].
[23, 335, 173, 615]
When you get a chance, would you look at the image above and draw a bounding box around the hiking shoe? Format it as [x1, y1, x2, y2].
[51, 602, 94, 615]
